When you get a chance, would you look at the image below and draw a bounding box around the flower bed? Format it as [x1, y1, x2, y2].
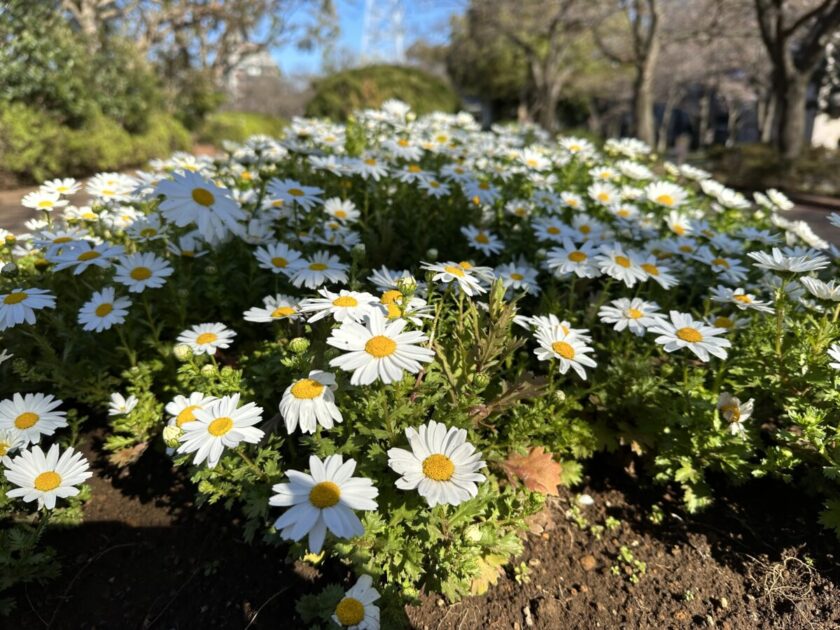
[1, 102, 839, 625]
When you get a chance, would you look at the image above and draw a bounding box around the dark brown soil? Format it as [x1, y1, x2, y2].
[8, 434, 840, 629]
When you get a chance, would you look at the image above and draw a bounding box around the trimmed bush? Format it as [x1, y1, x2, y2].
[197, 111, 287, 145]
[306, 64, 460, 120]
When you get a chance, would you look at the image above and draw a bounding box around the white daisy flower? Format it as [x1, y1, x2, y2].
[0, 429, 23, 464]
[177, 323, 236, 355]
[665, 211, 692, 237]
[49, 241, 124, 274]
[289, 251, 349, 289]
[327, 310, 435, 386]
[4, 443, 92, 510]
[21, 190, 68, 212]
[710, 286, 774, 313]
[268, 178, 324, 211]
[367, 266, 418, 294]
[41, 177, 80, 196]
[0, 393, 66, 446]
[588, 182, 620, 206]
[461, 225, 505, 255]
[156, 170, 246, 241]
[324, 197, 360, 223]
[767, 188, 794, 211]
[828, 343, 840, 370]
[545, 239, 601, 279]
[332, 574, 380, 630]
[748, 248, 830, 274]
[113, 253, 174, 293]
[165, 392, 218, 429]
[533, 324, 597, 380]
[299, 289, 378, 323]
[695, 248, 749, 285]
[717, 392, 754, 437]
[86, 172, 136, 202]
[421, 261, 486, 296]
[494, 260, 540, 295]
[108, 393, 138, 416]
[78, 287, 132, 332]
[637, 256, 679, 289]
[596, 245, 646, 287]
[176, 394, 264, 468]
[279, 370, 342, 434]
[645, 181, 687, 208]
[387, 420, 486, 507]
[253, 242, 304, 276]
[800, 277, 840, 302]
[648, 311, 731, 362]
[598, 298, 665, 336]
[243, 294, 300, 323]
[0, 288, 56, 331]
[269, 454, 378, 553]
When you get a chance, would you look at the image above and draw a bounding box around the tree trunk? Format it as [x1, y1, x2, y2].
[774, 76, 809, 159]
[758, 94, 776, 144]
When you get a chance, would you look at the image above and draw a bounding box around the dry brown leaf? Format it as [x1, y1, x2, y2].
[469, 554, 507, 596]
[108, 441, 148, 467]
[501, 446, 562, 496]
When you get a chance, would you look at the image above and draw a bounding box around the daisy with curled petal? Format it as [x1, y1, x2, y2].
[0, 393, 66, 446]
[533, 324, 597, 380]
[279, 370, 342, 434]
[78, 287, 132, 332]
[461, 225, 505, 255]
[421, 261, 486, 296]
[387, 420, 486, 507]
[166, 392, 218, 430]
[113, 253, 173, 293]
[598, 298, 666, 336]
[243, 294, 300, 323]
[176, 394, 264, 469]
[648, 311, 731, 362]
[156, 170, 246, 241]
[289, 251, 349, 289]
[253, 242, 304, 276]
[327, 310, 435, 386]
[269, 454, 378, 553]
[108, 392, 138, 416]
[4, 443, 92, 510]
[800, 277, 840, 302]
[332, 574, 380, 630]
[177, 323, 236, 356]
[709, 286, 774, 313]
[494, 260, 540, 296]
[717, 392, 754, 437]
[596, 245, 647, 287]
[747, 247, 830, 274]
[0, 288, 56, 332]
[545, 238, 601, 279]
[49, 241, 125, 274]
[637, 256, 678, 289]
[21, 190, 68, 212]
[299, 289, 378, 323]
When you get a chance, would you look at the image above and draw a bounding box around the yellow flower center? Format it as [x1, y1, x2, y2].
[526, 159, 538, 167]
[364, 159, 377, 166]
[679, 245, 694, 253]
[579, 225, 591, 234]
[288, 188, 305, 197]
[568, 251, 587, 263]
[615, 256, 631, 268]
[95, 303, 113, 317]
[271, 306, 296, 318]
[618, 209, 630, 218]
[208, 416, 233, 436]
[656, 194, 675, 206]
[676, 327, 703, 343]
[309, 262, 328, 271]
[429, 180, 440, 188]
[547, 226, 561, 235]
[291, 379, 325, 400]
[408, 164, 422, 173]
[444, 265, 465, 277]
[3, 292, 27, 305]
[720, 402, 740, 421]
[130, 267, 152, 281]
[78, 250, 101, 261]
[14, 412, 39, 429]
[365, 335, 397, 357]
[626, 308, 644, 319]
[34, 471, 61, 492]
[195, 332, 218, 345]
[0, 441, 9, 457]
[176, 405, 200, 427]
[475, 232, 490, 244]
[673, 225, 686, 236]
[334, 210, 347, 219]
[641, 263, 659, 276]
[551, 341, 575, 360]
[309, 480, 341, 508]
[269, 255, 289, 268]
[422, 453, 455, 481]
[381, 290, 401, 305]
[398, 139, 409, 147]
[597, 192, 610, 202]
[332, 295, 358, 308]
[191, 187, 215, 207]
[712, 257, 730, 268]
[53, 236, 73, 244]
[510, 273, 524, 281]
[38, 200, 54, 209]
[335, 597, 365, 626]
[714, 316, 734, 329]
[459, 261, 473, 270]
[733, 295, 752, 303]
[140, 228, 157, 238]
[478, 182, 489, 190]
[385, 303, 401, 319]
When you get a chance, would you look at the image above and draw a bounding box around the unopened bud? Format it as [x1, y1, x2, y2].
[396, 275, 417, 295]
[425, 248, 438, 261]
[464, 525, 482, 542]
[554, 390, 566, 403]
[163, 425, 182, 448]
[205, 264, 217, 275]
[351, 243, 366, 260]
[1, 262, 18, 278]
[173, 344, 193, 361]
[289, 337, 310, 354]
[33, 258, 50, 272]
[200, 364, 216, 377]
[473, 372, 491, 390]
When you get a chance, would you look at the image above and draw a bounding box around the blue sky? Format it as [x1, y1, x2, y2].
[272, 0, 463, 75]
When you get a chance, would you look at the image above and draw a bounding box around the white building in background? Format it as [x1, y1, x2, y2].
[812, 114, 840, 149]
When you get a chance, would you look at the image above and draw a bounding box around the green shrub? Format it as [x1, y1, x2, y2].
[197, 111, 287, 145]
[306, 64, 460, 120]
[0, 103, 65, 184]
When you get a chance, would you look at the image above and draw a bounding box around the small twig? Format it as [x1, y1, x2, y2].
[243, 586, 291, 630]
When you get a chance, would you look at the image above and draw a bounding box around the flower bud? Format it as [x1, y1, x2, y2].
[200, 364, 216, 377]
[396, 275, 417, 295]
[4, 234, 15, 244]
[554, 390, 566, 403]
[1, 262, 18, 278]
[33, 258, 50, 272]
[289, 337, 310, 354]
[464, 525, 482, 542]
[472, 372, 491, 390]
[205, 264, 217, 275]
[173, 343, 193, 361]
[351, 243, 366, 260]
[163, 425, 182, 448]
[425, 248, 438, 261]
